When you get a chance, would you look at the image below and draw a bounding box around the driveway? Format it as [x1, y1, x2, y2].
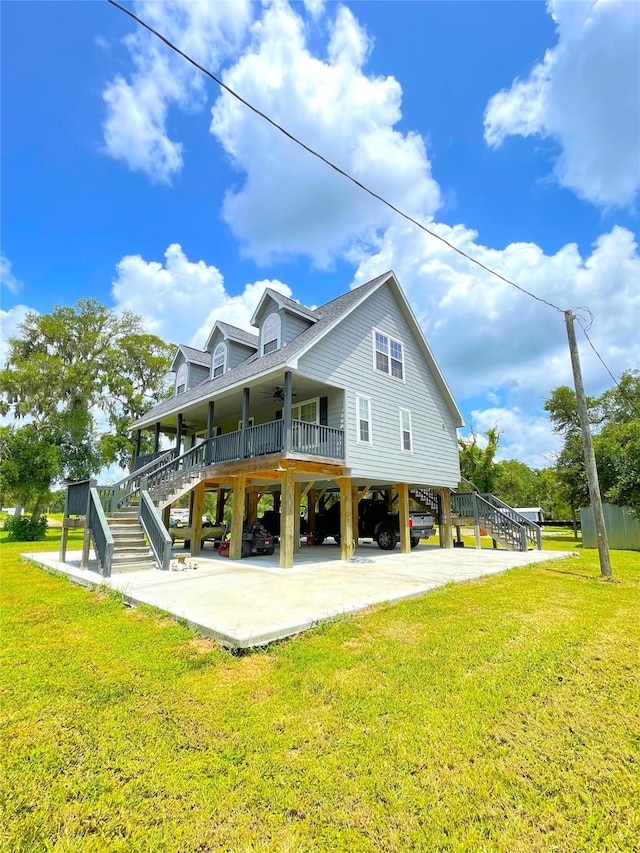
[24, 542, 571, 649]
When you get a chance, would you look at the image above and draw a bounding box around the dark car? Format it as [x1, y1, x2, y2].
[316, 498, 434, 550]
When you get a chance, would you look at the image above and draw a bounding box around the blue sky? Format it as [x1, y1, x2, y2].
[2, 0, 639, 467]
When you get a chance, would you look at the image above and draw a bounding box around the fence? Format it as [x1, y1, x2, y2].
[580, 504, 640, 551]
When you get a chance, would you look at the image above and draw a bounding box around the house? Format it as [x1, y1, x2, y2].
[513, 507, 544, 525]
[62, 271, 474, 575]
[124, 271, 464, 568]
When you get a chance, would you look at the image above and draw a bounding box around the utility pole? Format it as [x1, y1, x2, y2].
[564, 310, 612, 578]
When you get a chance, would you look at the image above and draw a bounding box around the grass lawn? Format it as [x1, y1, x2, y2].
[1, 530, 639, 852]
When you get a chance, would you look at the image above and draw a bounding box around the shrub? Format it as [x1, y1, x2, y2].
[3, 515, 48, 542]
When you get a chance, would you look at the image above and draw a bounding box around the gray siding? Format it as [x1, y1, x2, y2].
[188, 363, 209, 388]
[228, 341, 256, 370]
[282, 311, 313, 344]
[297, 286, 460, 487]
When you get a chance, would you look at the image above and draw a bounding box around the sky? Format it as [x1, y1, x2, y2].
[1, 0, 639, 469]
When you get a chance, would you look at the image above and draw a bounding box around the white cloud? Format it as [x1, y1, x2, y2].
[469, 407, 562, 469]
[0, 254, 20, 294]
[209, 2, 440, 265]
[102, 0, 252, 183]
[0, 304, 33, 367]
[111, 243, 291, 348]
[352, 220, 640, 416]
[484, 0, 640, 208]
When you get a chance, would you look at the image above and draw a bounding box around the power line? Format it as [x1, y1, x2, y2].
[107, 0, 565, 315]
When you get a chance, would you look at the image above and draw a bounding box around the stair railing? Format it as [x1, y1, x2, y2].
[451, 492, 528, 551]
[86, 485, 114, 577]
[480, 494, 542, 550]
[139, 477, 172, 571]
[105, 448, 179, 514]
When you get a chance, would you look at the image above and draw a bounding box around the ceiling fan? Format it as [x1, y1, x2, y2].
[262, 386, 297, 402]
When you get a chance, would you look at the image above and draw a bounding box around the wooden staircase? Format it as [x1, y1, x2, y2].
[409, 488, 541, 552]
[107, 506, 158, 572]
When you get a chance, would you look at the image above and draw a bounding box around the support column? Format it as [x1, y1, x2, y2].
[229, 475, 246, 560]
[247, 486, 259, 524]
[241, 388, 250, 458]
[293, 482, 302, 553]
[283, 370, 293, 452]
[175, 414, 183, 455]
[215, 488, 226, 526]
[439, 488, 454, 549]
[162, 505, 171, 529]
[307, 489, 317, 539]
[337, 477, 354, 561]
[81, 528, 91, 570]
[280, 467, 295, 568]
[191, 482, 205, 556]
[351, 486, 360, 549]
[154, 422, 161, 453]
[396, 483, 410, 553]
[206, 401, 215, 464]
[134, 429, 142, 463]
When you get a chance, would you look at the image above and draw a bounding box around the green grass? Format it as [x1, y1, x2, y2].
[1, 533, 639, 852]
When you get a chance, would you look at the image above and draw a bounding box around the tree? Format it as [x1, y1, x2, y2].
[545, 370, 640, 518]
[0, 425, 61, 521]
[0, 299, 173, 512]
[458, 426, 500, 493]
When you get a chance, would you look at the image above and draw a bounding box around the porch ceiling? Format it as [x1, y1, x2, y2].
[152, 375, 342, 435]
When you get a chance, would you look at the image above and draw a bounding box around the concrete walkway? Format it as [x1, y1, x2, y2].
[24, 543, 572, 649]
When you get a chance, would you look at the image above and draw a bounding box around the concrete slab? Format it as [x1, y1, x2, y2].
[23, 543, 572, 649]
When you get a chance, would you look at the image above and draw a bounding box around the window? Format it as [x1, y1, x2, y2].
[175, 363, 187, 394]
[292, 397, 319, 423]
[212, 343, 227, 378]
[356, 394, 372, 445]
[261, 313, 281, 355]
[374, 330, 404, 380]
[399, 408, 413, 453]
[237, 416, 255, 430]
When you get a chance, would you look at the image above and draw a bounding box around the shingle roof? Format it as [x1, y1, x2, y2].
[179, 345, 210, 367]
[132, 272, 394, 428]
[271, 291, 320, 321]
[216, 322, 259, 348]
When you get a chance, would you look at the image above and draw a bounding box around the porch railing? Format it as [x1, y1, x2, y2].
[291, 421, 344, 458]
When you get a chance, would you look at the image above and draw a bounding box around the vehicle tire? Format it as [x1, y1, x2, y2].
[376, 527, 397, 550]
[264, 545, 275, 556]
[314, 535, 325, 546]
[333, 534, 341, 545]
[410, 537, 420, 549]
[241, 540, 252, 558]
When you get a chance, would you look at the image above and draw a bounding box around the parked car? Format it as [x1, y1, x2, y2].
[316, 498, 435, 550]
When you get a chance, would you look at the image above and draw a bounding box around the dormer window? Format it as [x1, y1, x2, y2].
[175, 362, 187, 394]
[212, 342, 227, 378]
[261, 313, 281, 355]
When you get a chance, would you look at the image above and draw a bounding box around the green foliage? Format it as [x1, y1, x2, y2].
[545, 370, 640, 516]
[458, 425, 500, 492]
[3, 514, 48, 541]
[2, 537, 639, 851]
[0, 425, 61, 520]
[0, 299, 173, 511]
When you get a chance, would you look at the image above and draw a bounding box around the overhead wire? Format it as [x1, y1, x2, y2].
[107, 0, 565, 314]
[107, 0, 637, 408]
